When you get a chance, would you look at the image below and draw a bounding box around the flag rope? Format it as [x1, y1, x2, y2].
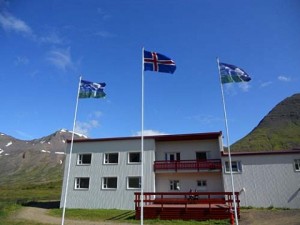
[217, 58, 239, 225]
[61, 76, 82, 225]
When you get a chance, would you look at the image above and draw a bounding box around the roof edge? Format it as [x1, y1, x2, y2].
[221, 150, 300, 156]
[67, 131, 222, 143]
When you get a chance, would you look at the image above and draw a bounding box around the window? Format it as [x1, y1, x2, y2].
[196, 152, 207, 161]
[225, 161, 242, 173]
[294, 159, 300, 172]
[197, 180, 207, 191]
[102, 177, 118, 189]
[128, 152, 141, 164]
[104, 153, 119, 164]
[127, 177, 141, 189]
[75, 177, 90, 190]
[165, 152, 180, 161]
[170, 180, 180, 191]
[77, 153, 92, 165]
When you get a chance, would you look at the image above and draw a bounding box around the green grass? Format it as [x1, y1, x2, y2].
[0, 181, 229, 225]
[0, 181, 61, 225]
[49, 208, 230, 225]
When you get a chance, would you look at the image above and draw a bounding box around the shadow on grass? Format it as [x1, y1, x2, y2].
[21, 200, 60, 209]
[106, 210, 136, 220]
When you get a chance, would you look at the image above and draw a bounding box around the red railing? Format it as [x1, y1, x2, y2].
[134, 191, 240, 220]
[154, 159, 222, 172]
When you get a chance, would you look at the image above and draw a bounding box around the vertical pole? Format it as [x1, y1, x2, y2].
[140, 47, 145, 225]
[216, 58, 239, 225]
[61, 76, 82, 225]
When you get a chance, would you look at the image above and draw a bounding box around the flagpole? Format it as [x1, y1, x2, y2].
[140, 47, 145, 225]
[216, 58, 239, 225]
[61, 76, 82, 225]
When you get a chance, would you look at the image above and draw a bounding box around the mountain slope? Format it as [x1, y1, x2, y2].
[0, 129, 86, 187]
[231, 93, 300, 152]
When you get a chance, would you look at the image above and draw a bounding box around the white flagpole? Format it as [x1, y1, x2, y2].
[61, 76, 82, 225]
[140, 47, 145, 225]
[217, 58, 239, 225]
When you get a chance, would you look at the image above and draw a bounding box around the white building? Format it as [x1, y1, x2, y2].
[60, 132, 300, 209]
[222, 151, 300, 209]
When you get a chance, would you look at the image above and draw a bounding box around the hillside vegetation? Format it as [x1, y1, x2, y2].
[231, 93, 300, 152]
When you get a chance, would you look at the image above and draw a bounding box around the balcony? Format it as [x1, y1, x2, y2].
[153, 159, 222, 172]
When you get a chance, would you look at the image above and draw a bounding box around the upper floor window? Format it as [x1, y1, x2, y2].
[102, 177, 117, 189]
[127, 176, 141, 189]
[104, 153, 119, 164]
[170, 180, 180, 191]
[294, 159, 300, 172]
[196, 152, 207, 161]
[225, 161, 242, 173]
[165, 152, 180, 161]
[128, 152, 141, 164]
[77, 153, 92, 165]
[75, 177, 90, 190]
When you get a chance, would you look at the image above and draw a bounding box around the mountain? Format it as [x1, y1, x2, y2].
[0, 129, 86, 187]
[231, 93, 300, 152]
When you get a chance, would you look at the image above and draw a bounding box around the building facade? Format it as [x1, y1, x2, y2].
[60, 132, 300, 210]
[60, 132, 224, 209]
[222, 151, 300, 209]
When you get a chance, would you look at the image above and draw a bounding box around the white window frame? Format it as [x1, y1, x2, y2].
[225, 161, 242, 173]
[294, 159, 300, 172]
[128, 152, 141, 164]
[165, 152, 180, 161]
[197, 180, 207, 191]
[102, 177, 118, 190]
[127, 176, 141, 189]
[104, 153, 119, 164]
[170, 180, 180, 191]
[74, 177, 90, 190]
[77, 153, 92, 165]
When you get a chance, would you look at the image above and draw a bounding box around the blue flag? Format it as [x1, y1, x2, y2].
[144, 50, 176, 74]
[79, 80, 106, 98]
[219, 62, 251, 84]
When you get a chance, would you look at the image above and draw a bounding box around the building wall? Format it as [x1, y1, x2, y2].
[154, 139, 224, 193]
[60, 138, 155, 210]
[155, 139, 222, 160]
[155, 172, 224, 193]
[222, 153, 300, 209]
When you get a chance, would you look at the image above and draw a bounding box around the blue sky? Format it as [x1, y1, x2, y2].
[0, 0, 299, 145]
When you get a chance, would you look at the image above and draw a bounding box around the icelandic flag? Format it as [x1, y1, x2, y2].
[144, 50, 176, 74]
[219, 62, 251, 83]
[79, 80, 106, 98]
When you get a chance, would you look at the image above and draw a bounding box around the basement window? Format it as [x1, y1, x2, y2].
[77, 153, 92, 165]
[225, 161, 242, 173]
[75, 177, 90, 190]
[294, 159, 300, 172]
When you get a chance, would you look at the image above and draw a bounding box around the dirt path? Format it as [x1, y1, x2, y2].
[12, 207, 133, 225]
[239, 209, 300, 225]
[11, 206, 300, 225]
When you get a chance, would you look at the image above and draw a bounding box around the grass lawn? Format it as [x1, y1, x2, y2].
[0, 182, 230, 225]
[50, 208, 231, 225]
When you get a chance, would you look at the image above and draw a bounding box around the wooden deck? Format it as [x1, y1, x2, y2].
[134, 192, 240, 221]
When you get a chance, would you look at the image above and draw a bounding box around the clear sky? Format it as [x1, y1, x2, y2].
[0, 0, 299, 145]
